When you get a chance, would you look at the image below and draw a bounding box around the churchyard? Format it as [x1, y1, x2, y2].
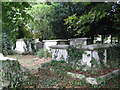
[1, 1, 120, 89]
[1, 37, 120, 89]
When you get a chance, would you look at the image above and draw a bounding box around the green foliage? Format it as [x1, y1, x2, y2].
[90, 57, 99, 67]
[107, 44, 120, 68]
[1, 60, 30, 88]
[2, 33, 12, 56]
[50, 2, 90, 39]
[64, 2, 120, 42]
[67, 44, 84, 66]
[41, 59, 119, 88]
[2, 2, 32, 54]
[27, 3, 55, 40]
[64, 3, 112, 37]
[98, 49, 105, 67]
[37, 49, 51, 59]
[41, 60, 76, 81]
[0, 34, 2, 53]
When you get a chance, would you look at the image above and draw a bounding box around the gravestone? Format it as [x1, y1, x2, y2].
[36, 41, 43, 51]
[69, 38, 92, 46]
[49, 45, 69, 61]
[15, 39, 27, 53]
[49, 44, 119, 67]
[0, 53, 4, 57]
[15, 39, 34, 53]
[43, 39, 68, 50]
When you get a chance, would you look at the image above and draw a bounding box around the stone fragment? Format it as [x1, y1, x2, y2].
[67, 72, 85, 79]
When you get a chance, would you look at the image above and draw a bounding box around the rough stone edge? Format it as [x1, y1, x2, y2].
[67, 72, 85, 79]
[86, 69, 120, 85]
[67, 69, 120, 85]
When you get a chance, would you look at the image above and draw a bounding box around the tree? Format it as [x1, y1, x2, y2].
[50, 2, 91, 39]
[27, 3, 56, 40]
[64, 2, 120, 43]
[2, 2, 32, 54]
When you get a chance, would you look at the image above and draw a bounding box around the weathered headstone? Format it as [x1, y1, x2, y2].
[69, 38, 92, 46]
[43, 39, 69, 50]
[36, 41, 43, 51]
[15, 39, 27, 53]
[49, 45, 69, 61]
[49, 44, 119, 67]
[0, 53, 4, 57]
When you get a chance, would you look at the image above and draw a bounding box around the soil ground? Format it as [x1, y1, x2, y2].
[7, 55, 120, 88]
[7, 55, 51, 70]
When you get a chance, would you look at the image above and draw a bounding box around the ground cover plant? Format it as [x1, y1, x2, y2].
[41, 60, 120, 88]
[5, 55, 120, 88]
[41, 60, 119, 77]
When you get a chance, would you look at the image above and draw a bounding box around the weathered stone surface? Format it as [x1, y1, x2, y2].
[15, 39, 33, 54]
[43, 39, 68, 50]
[50, 45, 68, 61]
[86, 69, 120, 85]
[36, 41, 43, 50]
[0, 53, 4, 57]
[67, 72, 85, 79]
[69, 38, 92, 46]
[49, 45, 69, 49]
[50, 44, 120, 67]
[15, 39, 27, 53]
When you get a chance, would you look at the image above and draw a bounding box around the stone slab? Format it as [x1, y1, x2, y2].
[0, 80, 10, 89]
[86, 69, 120, 85]
[49, 45, 69, 49]
[67, 72, 85, 79]
[67, 69, 120, 85]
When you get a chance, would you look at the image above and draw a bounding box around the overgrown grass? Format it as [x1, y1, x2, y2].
[3, 60, 119, 88]
[41, 60, 120, 88]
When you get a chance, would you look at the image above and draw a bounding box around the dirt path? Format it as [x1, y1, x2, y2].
[7, 55, 51, 70]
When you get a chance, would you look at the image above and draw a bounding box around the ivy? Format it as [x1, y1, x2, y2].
[98, 49, 105, 67]
[1, 60, 31, 88]
[90, 57, 99, 67]
[67, 44, 85, 66]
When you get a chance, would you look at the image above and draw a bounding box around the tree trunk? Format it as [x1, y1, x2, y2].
[111, 35, 113, 44]
[101, 35, 105, 44]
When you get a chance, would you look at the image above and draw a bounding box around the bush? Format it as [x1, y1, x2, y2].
[37, 49, 51, 59]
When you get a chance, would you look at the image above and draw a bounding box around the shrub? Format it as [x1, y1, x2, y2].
[37, 49, 51, 59]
